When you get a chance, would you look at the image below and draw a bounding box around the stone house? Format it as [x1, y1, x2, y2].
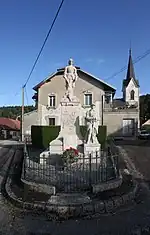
[0, 117, 20, 140]
[25, 50, 140, 138]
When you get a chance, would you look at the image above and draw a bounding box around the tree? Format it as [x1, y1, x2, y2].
[140, 94, 150, 125]
[0, 105, 36, 119]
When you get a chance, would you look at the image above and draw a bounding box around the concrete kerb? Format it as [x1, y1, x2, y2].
[21, 173, 123, 197]
[4, 175, 139, 219]
[92, 173, 123, 193]
[21, 178, 56, 195]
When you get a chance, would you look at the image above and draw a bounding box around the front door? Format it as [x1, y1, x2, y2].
[122, 119, 134, 136]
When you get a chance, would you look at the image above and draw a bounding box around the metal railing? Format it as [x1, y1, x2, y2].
[22, 146, 120, 193]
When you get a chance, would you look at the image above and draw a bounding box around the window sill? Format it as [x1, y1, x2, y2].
[82, 105, 92, 108]
[46, 105, 56, 110]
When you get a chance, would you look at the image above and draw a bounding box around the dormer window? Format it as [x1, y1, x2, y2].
[48, 94, 56, 107]
[130, 90, 135, 100]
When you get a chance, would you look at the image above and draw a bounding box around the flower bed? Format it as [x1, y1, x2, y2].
[62, 147, 79, 165]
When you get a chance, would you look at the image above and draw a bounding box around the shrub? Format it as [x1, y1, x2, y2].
[31, 125, 107, 149]
[31, 125, 60, 149]
[141, 125, 150, 132]
[97, 126, 107, 148]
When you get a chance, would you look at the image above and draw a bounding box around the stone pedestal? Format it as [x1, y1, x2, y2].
[84, 143, 101, 158]
[49, 139, 63, 155]
[49, 97, 83, 155]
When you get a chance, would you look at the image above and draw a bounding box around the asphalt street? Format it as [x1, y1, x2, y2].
[0, 141, 150, 234]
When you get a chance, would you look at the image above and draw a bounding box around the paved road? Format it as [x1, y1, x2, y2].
[0, 142, 150, 234]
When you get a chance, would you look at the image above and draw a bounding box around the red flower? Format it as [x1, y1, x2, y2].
[74, 149, 78, 155]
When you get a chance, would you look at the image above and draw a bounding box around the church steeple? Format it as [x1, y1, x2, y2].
[122, 48, 140, 105]
[123, 49, 139, 88]
[126, 48, 136, 81]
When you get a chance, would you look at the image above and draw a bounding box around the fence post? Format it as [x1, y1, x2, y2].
[89, 152, 92, 193]
[23, 144, 27, 180]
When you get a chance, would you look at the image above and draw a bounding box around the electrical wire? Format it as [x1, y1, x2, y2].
[105, 48, 150, 82]
[23, 0, 65, 88]
[79, 48, 150, 95]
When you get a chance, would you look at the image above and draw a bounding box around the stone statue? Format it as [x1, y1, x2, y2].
[85, 104, 98, 144]
[63, 58, 78, 101]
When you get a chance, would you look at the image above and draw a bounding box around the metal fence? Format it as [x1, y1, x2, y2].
[24, 135, 32, 144]
[22, 147, 120, 193]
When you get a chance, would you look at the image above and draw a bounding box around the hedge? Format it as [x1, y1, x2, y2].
[31, 125, 60, 149]
[31, 125, 107, 149]
[141, 125, 150, 132]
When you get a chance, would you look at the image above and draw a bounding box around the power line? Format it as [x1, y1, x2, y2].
[23, 0, 65, 88]
[105, 48, 150, 82]
[78, 48, 150, 95]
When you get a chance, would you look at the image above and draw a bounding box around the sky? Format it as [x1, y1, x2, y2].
[0, 0, 150, 106]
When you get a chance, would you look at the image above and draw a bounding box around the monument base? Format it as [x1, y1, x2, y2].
[84, 143, 101, 157]
[49, 138, 63, 155]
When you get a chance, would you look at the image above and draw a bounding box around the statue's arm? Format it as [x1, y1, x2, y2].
[64, 67, 67, 78]
[64, 67, 69, 84]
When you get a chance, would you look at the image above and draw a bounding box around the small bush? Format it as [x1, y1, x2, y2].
[141, 125, 150, 132]
[32, 125, 107, 149]
[97, 126, 107, 148]
[31, 125, 60, 149]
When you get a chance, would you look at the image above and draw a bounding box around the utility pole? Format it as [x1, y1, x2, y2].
[101, 95, 104, 126]
[22, 85, 25, 142]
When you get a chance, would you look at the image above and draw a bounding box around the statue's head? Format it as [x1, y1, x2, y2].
[68, 58, 74, 65]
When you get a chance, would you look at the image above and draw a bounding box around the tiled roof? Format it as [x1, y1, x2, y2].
[0, 118, 20, 130]
[113, 98, 126, 108]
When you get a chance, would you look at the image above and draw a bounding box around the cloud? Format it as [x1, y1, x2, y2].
[97, 59, 105, 65]
[85, 58, 94, 63]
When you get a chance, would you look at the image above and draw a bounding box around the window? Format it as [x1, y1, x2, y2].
[13, 131, 16, 137]
[130, 90, 135, 100]
[49, 95, 56, 107]
[49, 118, 55, 126]
[105, 93, 111, 104]
[84, 93, 92, 106]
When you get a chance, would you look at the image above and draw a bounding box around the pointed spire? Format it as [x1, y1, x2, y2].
[126, 48, 135, 81]
[129, 47, 131, 56]
[122, 48, 139, 89]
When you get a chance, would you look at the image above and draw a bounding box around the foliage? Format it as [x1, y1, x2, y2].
[140, 94, 150, 125]
[31, 125, 60, 149]
[80, 126, 87, 140]
[0, 105, 36, 119]
[62, 147, 79, 165]
[141, 125, 150, 132]
[97, 126, 107, 148]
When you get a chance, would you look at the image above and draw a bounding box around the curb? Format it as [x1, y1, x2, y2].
[4, 176, 139, 219]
